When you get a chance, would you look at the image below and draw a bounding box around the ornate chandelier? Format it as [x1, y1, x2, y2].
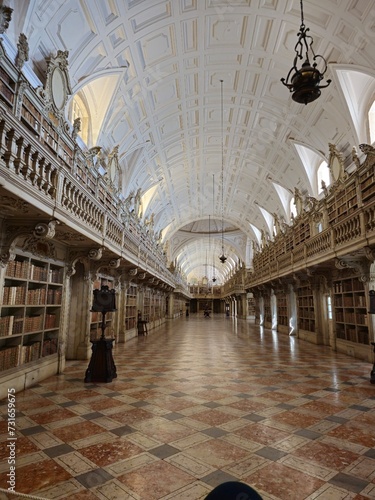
[219, 79, 227, 264]
[281, 0, 331, 105]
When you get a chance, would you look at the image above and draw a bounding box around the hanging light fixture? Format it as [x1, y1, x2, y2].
[281, 0, 331, 105]
[212, 174, 217, 282]
[218, 79, 227, 264]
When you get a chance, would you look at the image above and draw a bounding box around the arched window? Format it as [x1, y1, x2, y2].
[70, 94, 90, 146]
[369, 100, 375, 144]
[317, 161, 330, 194]
[290, 197, 297, 219]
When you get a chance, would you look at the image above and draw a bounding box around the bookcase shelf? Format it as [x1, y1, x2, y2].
[326, 180, 358, 224]
[359, 165, 375, 204]
[297, 284, 315, 333]
[0, 64, 16, 108]
[263, 295, 272, 327]
[276, 293, 288, 328]
[125, 284, 137, 331]
[333, 277, 369, 345]
[144, 288, 151, 322]
[0, 253, 63, 372]
[248, 296, 256, 316]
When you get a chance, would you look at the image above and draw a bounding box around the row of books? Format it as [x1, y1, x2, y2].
[20, 342, 41, 364]
[0, 313, 59, 336]
[24, 315, 43, 333]
[0, 338, 59, 371]
[6, 260, 63, 283]
[42, 338, 58, 356]
[334, 295, 366, 307]
[2, 287, 62, 306]
[45, 314, 57, 329]
[0, 316, 23, 336]
[0, 345, 20, 371]
[5, 259, 29, 279]
[334, 281, 365, 293]
[336, 312, 368, 325]
[2, 285, 26, 305]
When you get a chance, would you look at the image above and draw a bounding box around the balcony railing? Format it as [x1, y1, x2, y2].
[0, 106, 175, 287]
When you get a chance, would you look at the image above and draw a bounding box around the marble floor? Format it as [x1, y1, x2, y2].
[1, 315, 375, 500]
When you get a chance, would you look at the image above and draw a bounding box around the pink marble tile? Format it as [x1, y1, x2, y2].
[245, 461, 324, 499]
[109, 407, 154, 425]
[63, 390, 101, 401]
[191, 389, 230, 400]
[293, 440, 360, 470]
[86, 397, 127, 411]
[117, 459, 194, 499]
[52, 420, 105, 443]
[16, 396, 55, 411]
[227, 399, 268, 412]
[134, 417, 194, 442]
[79, 438, 144, 466]
[234, 423, 290, 446]
[300, 400, 346, 415]
[0, 459, 71, 494]
[147, 394, 196, 411]
[327, 422, 375, 448]
[0, 435, 39, 461]
[190, 409, 237, 426]
[185, 438, 250, 468]
[270, 410, 321, 428]
[30, 407, 77, 425]
[259, 391, 294, 403]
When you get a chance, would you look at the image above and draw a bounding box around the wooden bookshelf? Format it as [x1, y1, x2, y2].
[0, 253, 63, 372]
[247, 296, 256, 317]
[333, 277, 369, 345]
[263, 295, 272, 327]
[143, 288, 151, 322]
[326, 179, 358, 224]
[294, 221, 310, 247]
[359, 165, 375, 204]
[125, 284, 137, 331]
[276, 293, 288, 331]
[297, 283, 315, 333]
[20, 95, 42, 135]
[0, 64, 16, 108]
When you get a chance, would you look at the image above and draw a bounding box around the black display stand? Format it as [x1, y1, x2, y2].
[137, 320, 148, 335]
[84, 288, 117, 383]
[371, 342, 375, 385]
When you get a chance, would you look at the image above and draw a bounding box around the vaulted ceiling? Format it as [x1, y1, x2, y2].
[5, 0, 375, 284]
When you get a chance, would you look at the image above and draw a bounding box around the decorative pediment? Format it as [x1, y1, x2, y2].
[328, 143, 347, 183]
[38, 50, 72, 128]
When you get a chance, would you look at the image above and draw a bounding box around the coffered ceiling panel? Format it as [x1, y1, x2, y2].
[6, 0, 375, 283]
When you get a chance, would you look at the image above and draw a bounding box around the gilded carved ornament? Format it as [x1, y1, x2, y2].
[335, 258, 370, 282]
[359, 144, 375, 170]
[33, 220, 59, 239]
[16, 33, 29, 70]
[37, 50, 72, 129]
[0, 5, 12, 34]
[22, 237, 56, 259]
[328, 143, 347, 184]
[88, 247, 104, 261]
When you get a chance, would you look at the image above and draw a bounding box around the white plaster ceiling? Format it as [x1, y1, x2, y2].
[5, 0, 375, 283]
